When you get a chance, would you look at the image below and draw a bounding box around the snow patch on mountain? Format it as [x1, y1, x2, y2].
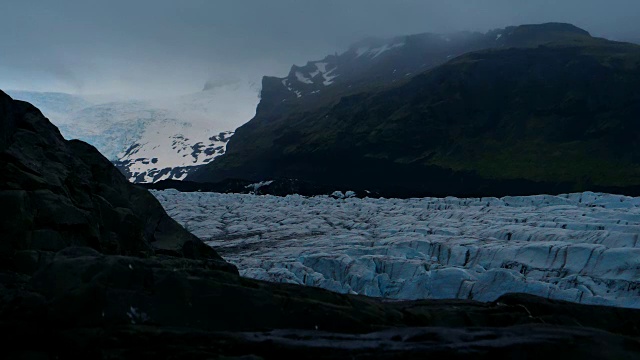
[314, 62, 328, 73]
[356, 42, 406, 58]
[271, 31, 499, 103]
[275, 37, 410, 99]
[153, 190, 640, 309]
[370, 42, 406, 58]
[9, 82, 258, 183]
[115, 129, 233, 183]
[295, 72, 314, 84]
[322, 69, 339, 86]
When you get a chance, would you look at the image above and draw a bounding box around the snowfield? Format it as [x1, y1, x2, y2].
[152, 190, 640, 308]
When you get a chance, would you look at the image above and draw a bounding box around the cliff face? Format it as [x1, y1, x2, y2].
[0, 90, 226, 264]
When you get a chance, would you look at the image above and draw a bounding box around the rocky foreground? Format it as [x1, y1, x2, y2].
[2, 89, 640, 358]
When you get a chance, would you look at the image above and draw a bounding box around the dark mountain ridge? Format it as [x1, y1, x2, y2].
[189, 23, 640, 197]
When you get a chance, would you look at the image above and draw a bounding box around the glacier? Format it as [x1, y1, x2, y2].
[7, 85, 258, 183]
[152, 190, 640, 309]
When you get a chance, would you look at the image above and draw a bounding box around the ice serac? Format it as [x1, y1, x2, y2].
[188, 23, 640, 196]
[153, 190, 640, 309]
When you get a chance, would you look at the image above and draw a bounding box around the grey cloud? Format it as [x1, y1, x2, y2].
[1, 0, 639, 97]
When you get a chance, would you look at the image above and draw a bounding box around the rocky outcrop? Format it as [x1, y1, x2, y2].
[0, 90, 228, 265]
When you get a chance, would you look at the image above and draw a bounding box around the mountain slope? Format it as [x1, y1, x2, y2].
[189, 24, 640, 196]
[114, 130, 233, 183]
[256, 23, 591, 119]
[0, 90, 224, 261]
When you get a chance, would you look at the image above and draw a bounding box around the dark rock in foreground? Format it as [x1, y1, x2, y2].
[3, 247, 640, 359]
[0, 90, 224, 262]
[2, 90, 640, 358]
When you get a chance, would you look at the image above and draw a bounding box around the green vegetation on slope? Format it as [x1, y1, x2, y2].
[191, 24, 640, 196]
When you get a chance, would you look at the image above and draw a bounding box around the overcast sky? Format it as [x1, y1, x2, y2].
[2, 0, 640, 98]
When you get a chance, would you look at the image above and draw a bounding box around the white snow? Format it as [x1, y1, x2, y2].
[356, 47, 370, 57]
[496, 34, 503, 40]
[152, 190, 640, 309]
[245, 180, 275, 193]
[314, 62, 328, 73]
[322, 69, 339, 86]
[369, 42, 405, 59]
[295, 72, 314, 84]
[282, 78, 303, 97]
[356, 42, 405, 59]
[118, 129, 233, 183]
[312, 62, 339, 86]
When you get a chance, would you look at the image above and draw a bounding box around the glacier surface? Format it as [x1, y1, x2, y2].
[152, 190, 640, 308]
[7, 86, 258, 183]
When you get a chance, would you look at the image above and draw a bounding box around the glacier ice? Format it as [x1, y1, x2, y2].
[152, 190, 640, 308]
[7, 88, 256, 183]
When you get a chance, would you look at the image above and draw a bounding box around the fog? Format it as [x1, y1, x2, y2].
[1, 0, 639, 98]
